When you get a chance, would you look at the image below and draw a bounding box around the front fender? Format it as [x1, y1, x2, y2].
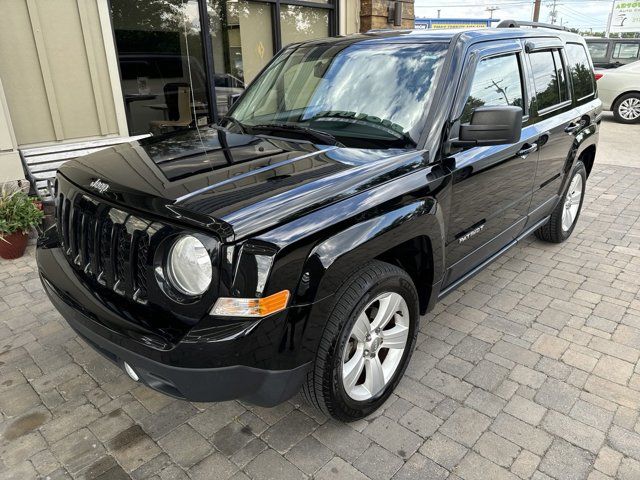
[299, 199, 445, 309]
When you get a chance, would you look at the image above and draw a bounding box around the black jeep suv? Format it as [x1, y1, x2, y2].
[37, 22, 601, 421]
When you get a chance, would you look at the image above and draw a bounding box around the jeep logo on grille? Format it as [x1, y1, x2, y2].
[90, 179, 110, 194]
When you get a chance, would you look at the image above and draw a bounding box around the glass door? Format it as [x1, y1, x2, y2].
[111, 0, 211, 135]
[208, 0, 274, 115]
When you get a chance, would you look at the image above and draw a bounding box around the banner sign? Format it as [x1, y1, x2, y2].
[611, 1, 640, 32]
[415, 19, 494, 30]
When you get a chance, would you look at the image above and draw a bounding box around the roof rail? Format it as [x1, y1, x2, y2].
[497, 19, 569, 32]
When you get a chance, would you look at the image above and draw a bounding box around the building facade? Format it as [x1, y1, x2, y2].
[0, 0, 415, 186]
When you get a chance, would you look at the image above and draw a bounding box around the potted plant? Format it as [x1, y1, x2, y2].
[0, 188, 44, 259]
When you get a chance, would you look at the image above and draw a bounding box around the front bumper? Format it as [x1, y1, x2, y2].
[38, 244, 316, 406]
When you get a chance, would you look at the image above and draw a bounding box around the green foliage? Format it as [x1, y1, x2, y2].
[0, 188, 44, 237]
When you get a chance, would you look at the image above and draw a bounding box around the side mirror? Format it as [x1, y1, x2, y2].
[454, 106, 523, 147]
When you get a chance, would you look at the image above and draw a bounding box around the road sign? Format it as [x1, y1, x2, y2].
[610, 1, 640, 33]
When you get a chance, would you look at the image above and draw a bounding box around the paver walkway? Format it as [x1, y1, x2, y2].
[1, 161, 639, 480]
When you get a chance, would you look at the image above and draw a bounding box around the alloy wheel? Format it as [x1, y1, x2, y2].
[341, 292, 409, 401]
[619, 97, 640, 121]
[561, 173, 583, 232]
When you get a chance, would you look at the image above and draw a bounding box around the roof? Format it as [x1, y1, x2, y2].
[294, 26, 586, 49]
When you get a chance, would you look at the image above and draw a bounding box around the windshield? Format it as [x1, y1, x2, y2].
[226, 41, 449, 148]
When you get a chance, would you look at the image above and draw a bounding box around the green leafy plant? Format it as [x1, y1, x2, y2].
[0, 188, 44, 239]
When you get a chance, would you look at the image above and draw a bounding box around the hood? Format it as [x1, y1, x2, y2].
[59, 126, 425, 242]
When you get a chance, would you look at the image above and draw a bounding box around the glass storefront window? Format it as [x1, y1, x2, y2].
[111, 0, 336, 133]
[281, 5, 330, 46]
[111, 0, 210, 135]
[208, 0, 274, 115]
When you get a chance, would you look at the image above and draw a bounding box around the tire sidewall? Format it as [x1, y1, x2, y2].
[327, 272, 419, 420]
[613, 94, 640, 124]
[558, 161, 587, 241]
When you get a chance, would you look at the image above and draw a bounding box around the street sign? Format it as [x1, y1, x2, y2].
[610, 1, 640, 33]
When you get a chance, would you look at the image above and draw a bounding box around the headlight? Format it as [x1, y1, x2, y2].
[166, 235, 212, 296]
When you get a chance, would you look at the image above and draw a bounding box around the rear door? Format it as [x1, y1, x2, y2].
[524, 41, 582, 226]
[442, 40, 538, 288]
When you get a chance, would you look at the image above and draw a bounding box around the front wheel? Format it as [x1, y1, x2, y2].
[535, 160, 587, 243]
[302, 261, 419, 421]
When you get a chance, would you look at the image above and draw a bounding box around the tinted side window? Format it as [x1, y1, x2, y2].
[587, 42, 608, 59]
[553, 50, 569, 102]
[566, 43, 595, 100]
[461, 54, 524, 123]
[529, 50, 567, 112]
[612, 43, 640, 59]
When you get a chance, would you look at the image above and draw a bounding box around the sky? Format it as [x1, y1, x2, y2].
[414, 0, 616, 32]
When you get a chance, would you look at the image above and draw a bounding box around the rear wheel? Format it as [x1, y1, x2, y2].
[613, 93, 640, 124]
[302, 261, 418, 421]
[535, 160, 586, 243]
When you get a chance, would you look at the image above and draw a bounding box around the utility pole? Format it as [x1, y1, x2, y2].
[605, 0, 616, 38]
[532, 0, 541, 22]
[549, 0, 558, 24]
[486, 6, 499, 19]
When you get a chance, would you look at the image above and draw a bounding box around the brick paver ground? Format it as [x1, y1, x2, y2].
[1, 160, 640, 480]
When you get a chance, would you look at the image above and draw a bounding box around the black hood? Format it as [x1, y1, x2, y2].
[59, 126, 425, 242]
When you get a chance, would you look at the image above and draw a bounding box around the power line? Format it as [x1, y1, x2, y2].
[416, 0, 613, 8]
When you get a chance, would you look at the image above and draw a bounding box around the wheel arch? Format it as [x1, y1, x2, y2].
[375, 236, 434, 315]
[298, 200, 445, 315]
[578, 144, 596, 177]
[612, 90, 640, 112]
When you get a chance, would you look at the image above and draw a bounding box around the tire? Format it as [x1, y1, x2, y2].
[612, 93, 640, 124]
[302, 260, 419, 421]
[535, 160, 586, 243]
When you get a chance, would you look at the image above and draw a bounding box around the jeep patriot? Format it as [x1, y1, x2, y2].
[37, 21, 601, 421]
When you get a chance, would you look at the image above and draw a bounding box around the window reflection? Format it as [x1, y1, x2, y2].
[613, 43, 640, 59]
[566, 44, 595, 99]
[587, 42, 608, 59]
[530, 50, 565, 111]
[461, 54, 523, 123]
[111, 0, 210, 136]
[209, 0, 274, 114]
[281, 5, 330, 46]
[231, 43, 448, 148]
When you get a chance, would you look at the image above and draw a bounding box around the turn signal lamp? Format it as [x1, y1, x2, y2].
[210, 290, 290, 317]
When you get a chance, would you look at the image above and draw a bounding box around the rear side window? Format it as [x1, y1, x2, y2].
[553, 50, 569, 102]
[587, 42, 608, 59]
[565, 43, 595, 100]
[461, 53, 524, 123]
[529, 50, 569, 112]
[612, 43, 640, 59]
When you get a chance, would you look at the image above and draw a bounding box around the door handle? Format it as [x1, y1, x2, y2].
[564, 123, 581, 133]
[517, 143, 537, 157]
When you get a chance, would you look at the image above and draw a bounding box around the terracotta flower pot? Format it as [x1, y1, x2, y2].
[0, 231, 29, 259]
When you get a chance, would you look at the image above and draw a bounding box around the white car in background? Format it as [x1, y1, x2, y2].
[596, 61, 640, 123]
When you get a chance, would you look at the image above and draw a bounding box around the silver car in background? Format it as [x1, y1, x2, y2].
[596, 61, 640, 123]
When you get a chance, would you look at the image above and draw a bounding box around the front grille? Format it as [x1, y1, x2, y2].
[56, 190, 153, 303]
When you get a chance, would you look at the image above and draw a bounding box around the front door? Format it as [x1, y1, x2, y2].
[443, 42, 538, 288]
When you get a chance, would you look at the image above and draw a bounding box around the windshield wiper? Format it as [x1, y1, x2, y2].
[307, 111, 416, 148]
[248, 123, 343, 147]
